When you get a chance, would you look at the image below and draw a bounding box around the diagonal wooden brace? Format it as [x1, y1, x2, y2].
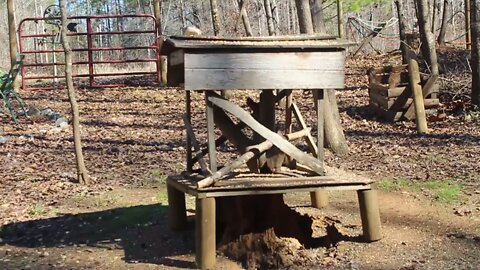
[208, 96, 325, 175]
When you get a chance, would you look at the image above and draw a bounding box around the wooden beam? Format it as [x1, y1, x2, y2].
[403, 75, 438, 120]
[292, 102, 318, 156]
[205, 92, 217, 172]
[408, 60, 429, 134]
[197, 128, 311, 188]
[183, 114, 212, 176]
[197, 140, 274, 188]
[208, 96, 325, 175]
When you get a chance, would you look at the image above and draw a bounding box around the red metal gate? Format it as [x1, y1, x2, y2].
[18, 14, 160, 90]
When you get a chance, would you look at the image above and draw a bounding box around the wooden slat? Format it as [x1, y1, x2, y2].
[292, 102, 318, 156]
[167, 175, 372, 199]
[369, 100, 402, 121]
[169, 49, 185, 66]
[205, 93, 217, 172]
[185, 69, 344, 90]
[369, 81, 407, 98]
[185, 51, 345, 70]
[183, 114, 211, 176]
[208, 96, 325, 175]
[370, 90, 439, 110]
[184, 50, 345, 90]
[403, 75, 439, 120]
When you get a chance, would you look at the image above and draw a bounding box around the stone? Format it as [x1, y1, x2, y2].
[49, 127, 63, 134]
[27, 107, 41, 116]
[55, 117, 69, 127]
[0, 136, 9, 144]
[59, 122, 69, 129]
[39, 108, 53, 116]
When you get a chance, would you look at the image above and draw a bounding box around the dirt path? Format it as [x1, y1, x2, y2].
[1, 186, 479, 269]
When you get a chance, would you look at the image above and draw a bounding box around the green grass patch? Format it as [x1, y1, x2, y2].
[138, 169, 167, 187]
[26, 204, 47, 216]
[378, 179, 463, 204]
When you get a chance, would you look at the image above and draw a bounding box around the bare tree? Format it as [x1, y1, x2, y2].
[264, 0, 276, 35]
[415, 0, 440, 75]
[238, 0, 253, 36]
[395, 0, 410, 64]
[472, 0, 480, 106]
[437, 0, 451, 45]
[295, 0, 314, 34]
[7, 0, 19, 90]
[309, 0, 326, 34]
[210, 0, 221, 35]
[59, 0, 90, 184]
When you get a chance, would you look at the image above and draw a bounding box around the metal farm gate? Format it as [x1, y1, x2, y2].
[18, 12, 160, 90]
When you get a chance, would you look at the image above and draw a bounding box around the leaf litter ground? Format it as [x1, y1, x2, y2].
[0, 49, 479, 269]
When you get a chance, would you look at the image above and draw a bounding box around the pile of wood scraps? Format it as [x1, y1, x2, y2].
[368, 60, 439, 123]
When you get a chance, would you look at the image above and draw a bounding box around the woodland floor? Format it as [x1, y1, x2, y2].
[1, 48, 480, 269]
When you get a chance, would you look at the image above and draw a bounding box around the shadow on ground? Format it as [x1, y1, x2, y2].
[0, 204, 197, 268]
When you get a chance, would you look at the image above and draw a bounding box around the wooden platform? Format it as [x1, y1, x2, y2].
[167, 167, 381, 270]
[168, 166, 375, 199]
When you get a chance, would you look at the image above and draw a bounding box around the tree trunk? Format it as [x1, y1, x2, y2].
[395, 0, 410, 64]
[337, 0, 344, 38]
[304, 0, 349, 155]
[59, 0, 90, 184]
[437, 0, 451, 45]
[415, 0, 440, 75]
[309, 0, 326, 34]
[238, 0, 253, 36]
[7, 0, 19, 90]
[264, 0, 276, 35]
[210, 0, 221, 35]
[295, 0, 314, 34]
[472, 0, 480, 106]
[466, 0, 472, 49]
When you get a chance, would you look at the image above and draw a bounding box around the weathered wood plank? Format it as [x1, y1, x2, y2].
[169, 49, 185, 66]
[289, 102, 318, 156]
[183, 114, 211, 176]
[369, 90, 439, 110]
[403, 75, 439, 120]
[208, 96, 325, 175]
[205, 93, 217, 172]
[197, 140, 274, 188]
[185, 69, 344, 90]
[185, 51, 345, 70]
[370, 82, 406, 97]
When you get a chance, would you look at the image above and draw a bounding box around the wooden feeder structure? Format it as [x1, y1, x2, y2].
[161, 35, 382, 270]
[368, 63, 439, 122]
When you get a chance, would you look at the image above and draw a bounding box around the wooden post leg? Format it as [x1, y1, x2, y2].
[311, 90, 328, 208]
[167, 184, 187, 230]
[195, 197, 216, 270]
[186, 91, 193, 172]
[357, 189, 382, 242]
[310, 190, 329, 208]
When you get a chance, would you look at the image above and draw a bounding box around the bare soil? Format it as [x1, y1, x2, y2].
[1, 49, 480, 269]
